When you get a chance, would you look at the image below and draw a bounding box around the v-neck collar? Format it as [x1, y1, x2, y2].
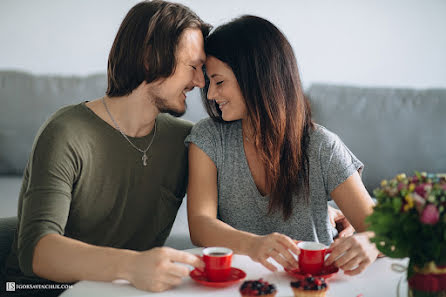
[237, 121, 269, 199]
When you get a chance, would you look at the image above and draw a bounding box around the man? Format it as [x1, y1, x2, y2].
[3, 1, 211, 295]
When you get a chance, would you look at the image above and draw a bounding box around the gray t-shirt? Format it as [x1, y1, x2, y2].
[185, 118, 363, 246]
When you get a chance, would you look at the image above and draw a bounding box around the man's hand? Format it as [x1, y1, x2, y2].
[127, 247, 204, 292]
[328, 205, 355, 238]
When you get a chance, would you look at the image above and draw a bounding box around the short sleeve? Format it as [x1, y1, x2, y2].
[18, 122, 77, 276]
[184, 118, 220, 167]
[316, 127, 364, 198]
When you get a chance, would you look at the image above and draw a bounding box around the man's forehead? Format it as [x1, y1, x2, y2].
[176, 28, 205, 63]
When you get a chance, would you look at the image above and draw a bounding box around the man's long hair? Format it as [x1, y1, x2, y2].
[106, 0, 211, 97]
[202, 15, 314, 220]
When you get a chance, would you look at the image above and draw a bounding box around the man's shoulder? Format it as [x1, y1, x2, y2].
[158, 113, 194, 134]
[37, 103, 86, 136]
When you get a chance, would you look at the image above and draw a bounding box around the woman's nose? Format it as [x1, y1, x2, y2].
[207, 83, 216, 100]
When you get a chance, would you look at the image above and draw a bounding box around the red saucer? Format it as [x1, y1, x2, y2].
[285, 265, 339, 280]
[190, 267, 246, 288]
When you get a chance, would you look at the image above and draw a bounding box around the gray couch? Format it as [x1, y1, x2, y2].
[1, 71, 445, 265]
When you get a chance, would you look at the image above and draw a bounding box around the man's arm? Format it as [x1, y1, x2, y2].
[33, 234, 204, 292]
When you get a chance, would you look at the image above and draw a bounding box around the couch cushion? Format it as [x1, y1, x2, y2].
[0, 177, 22, 217]
[164, 197, 196, 250]
[0, 216, 18, 274]
[307, 84, 446, 193]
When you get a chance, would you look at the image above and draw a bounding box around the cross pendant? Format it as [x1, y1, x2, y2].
[142, 153, 148, 166]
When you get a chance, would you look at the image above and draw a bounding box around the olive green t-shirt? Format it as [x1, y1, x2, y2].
[4, 102, 192, 286]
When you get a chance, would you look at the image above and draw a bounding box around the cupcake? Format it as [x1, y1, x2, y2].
[239, 279, 277, 297]
[290, 276, 328, 297]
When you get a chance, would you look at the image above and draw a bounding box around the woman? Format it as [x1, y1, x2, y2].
[185, 15, 379, 275]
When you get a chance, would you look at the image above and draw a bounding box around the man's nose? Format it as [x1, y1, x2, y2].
[193, 68, 205, 89]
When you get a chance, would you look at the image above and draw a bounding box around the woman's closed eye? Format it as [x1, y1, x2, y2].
[190, 65, 197, 70]
[216, 81, 224, 85]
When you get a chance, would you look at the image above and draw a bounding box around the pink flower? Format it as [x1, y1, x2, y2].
[411, 193, 426, 214]
[420, 204, 440, 225]
[415, 184, 430, 198]
[398, 183, 405, 191]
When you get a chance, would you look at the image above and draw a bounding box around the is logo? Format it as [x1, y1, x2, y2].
[6, 282, 16, 291]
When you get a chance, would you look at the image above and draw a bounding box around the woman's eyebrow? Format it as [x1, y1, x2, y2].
[210, 74, 222, 78]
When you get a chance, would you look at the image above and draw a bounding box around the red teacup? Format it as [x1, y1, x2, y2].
[202, 247, 233, 282]
[297, 241, 330, 275]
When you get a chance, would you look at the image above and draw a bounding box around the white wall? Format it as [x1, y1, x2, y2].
[1, 0, 445, 88]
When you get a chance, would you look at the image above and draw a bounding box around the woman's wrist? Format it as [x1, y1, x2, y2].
[240, 233, 260, 256]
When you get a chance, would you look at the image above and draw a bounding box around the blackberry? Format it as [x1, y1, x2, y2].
[290, 280, 301, 288]
[293, 276, 327, 291]
[305, 276, 314, 282]
[240, 279, 276, 295]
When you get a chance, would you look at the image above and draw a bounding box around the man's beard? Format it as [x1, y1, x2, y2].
[154, 96, 186, 118]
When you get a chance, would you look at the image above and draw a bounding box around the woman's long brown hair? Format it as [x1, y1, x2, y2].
[202, 15, 314, 220]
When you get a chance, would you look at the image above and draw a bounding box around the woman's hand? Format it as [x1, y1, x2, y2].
[328, 206, 355, 238]
[324, 231, 379, 275]
[247, 233, 300, 272]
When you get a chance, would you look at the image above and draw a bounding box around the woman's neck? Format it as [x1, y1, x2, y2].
[242, 119, 256, 143]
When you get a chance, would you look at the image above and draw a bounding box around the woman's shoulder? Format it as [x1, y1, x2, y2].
[192, 117, 239, 135]
[309, 123, 342, 147]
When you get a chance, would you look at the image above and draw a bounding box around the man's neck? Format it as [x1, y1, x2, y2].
[87, 84, 159, 138]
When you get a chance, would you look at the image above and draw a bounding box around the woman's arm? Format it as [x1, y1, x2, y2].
[187, 143, 252, 252]
[187, 143, 299, 271]
[331, 171, 374, 232]
[325, 171, 379, 275]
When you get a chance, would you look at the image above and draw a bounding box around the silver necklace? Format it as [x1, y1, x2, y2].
[102, 97, 156, 166]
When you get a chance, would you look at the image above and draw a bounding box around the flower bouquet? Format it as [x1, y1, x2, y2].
[366, 172, 446, 297]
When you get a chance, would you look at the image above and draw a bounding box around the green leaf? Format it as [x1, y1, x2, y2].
[392, 198, 402, 212]
[415, 171, 421, 180]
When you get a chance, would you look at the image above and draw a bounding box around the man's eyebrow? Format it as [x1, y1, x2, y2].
[191, 58, 205, 65]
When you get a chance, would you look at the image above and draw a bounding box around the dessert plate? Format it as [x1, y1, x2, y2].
[285, 265, 339, 280]
[190, 267, 246, 288]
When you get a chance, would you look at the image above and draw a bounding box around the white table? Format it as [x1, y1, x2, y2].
[61, 248, 409, 297]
